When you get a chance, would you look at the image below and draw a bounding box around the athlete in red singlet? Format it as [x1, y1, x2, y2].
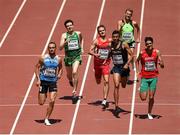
[89, 25, 111, 109]
[136, 36, 164, 119]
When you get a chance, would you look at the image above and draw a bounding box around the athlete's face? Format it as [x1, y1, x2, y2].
[125, 10, 132, 20]
[145, 40, 153, 50]
[65, 22, 74, 32]
[48, 43, 56, 54]
[98, 27, 106, 37]
[112, 33, 120, 43]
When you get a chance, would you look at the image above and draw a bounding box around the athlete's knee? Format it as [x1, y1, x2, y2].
[72, 71, 78, 78]
[38, 100, 45, 105]
[149, 97, 154, 101]
[104, 80, 109, 86]
[114, 83, 120, 89]
[140, 97, 146, 101]
[140, 94, 146, 101]
[49, 100, 55, 107]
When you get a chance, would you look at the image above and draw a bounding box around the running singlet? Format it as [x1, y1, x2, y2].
[94, 37, 111, 66]
[120, 20, 134, 43]
[40, 54, 59, 82]
[111, 42, 128, 66]
[140, 49, 159, 78]
[64, 32, 81, 57]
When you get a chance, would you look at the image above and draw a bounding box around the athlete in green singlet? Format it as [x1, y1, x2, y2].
[118, 8, 140, 48]
[118, 8, 140, 83]
[60, 19, 84, 104]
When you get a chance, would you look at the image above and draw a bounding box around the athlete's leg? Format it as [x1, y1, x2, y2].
[38, 93, 47, 105]
[121, 76, 128, 88]
[102, 74, 110, 101]
[65, 66, 73, 86]
[139, 78, 149, 101]
[72, 60, 80, 95]
[130, 47, 135, 69]
[45, 91, 57, 120]
[38, 83, 47, 105]
[94, 67, 102, 84]
[148, 90, 155, 114]
[113, 73, 120, 108]
[148, 78, 157, 117]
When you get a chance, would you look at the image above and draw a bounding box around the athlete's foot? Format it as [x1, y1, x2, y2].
[101, 100, 109, 109]
[72, 95, 79, 104]
[72, 90, 76, 96]
[113, 106, 121, 118]
[44, 119, 51, 126]
[147, 113, 153, 120]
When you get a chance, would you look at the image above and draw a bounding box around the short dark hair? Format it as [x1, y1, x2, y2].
[49, 41, 56, 47]
[144, 36, 153, 43]
[125, 8, 133, 14]
[112, 30, 120, 36]
[97, 25, 106, 32]
[64, 19, 73, 27]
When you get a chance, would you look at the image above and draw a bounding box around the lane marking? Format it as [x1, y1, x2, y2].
[0, 0, 27, 48]
[128, 0, 145, 135]
[9, 0, 67, 134]
[0, 54, 89, 57]
[69, 0, 106, 134]
[1, 102, 180, 107]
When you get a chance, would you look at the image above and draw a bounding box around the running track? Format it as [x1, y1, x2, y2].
[0, 0, 180, 134]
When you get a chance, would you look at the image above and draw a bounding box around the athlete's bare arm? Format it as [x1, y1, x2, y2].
[89, 39, 99, 57]
[35, 56, 44, 87]
[157, 50, 164, 68]
[77, 31, 84, 53]
[59, 33, 68, 50]
[133, 21, 140, 43]
[57, 57, 63, 79]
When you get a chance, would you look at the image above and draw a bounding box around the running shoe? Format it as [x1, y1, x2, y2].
[44, 119, 51, 126]
[148, 113, 153, 120]
[101, 100, 109, 109]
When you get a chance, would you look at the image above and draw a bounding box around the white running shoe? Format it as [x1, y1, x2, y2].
[44, 119, 51, 126]
[101, 100, 107, 105]
[148, 113, 153, 120]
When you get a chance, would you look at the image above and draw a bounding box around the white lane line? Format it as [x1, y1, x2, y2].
[0, 54, 89, 57]
[0, 0, 27, 48]
[69, 0, 106, 134]
[1, 102, 180, 107]
[9, 0, 67, 134]
[1, 54, 180, 57]
[128, 0, 145, 135]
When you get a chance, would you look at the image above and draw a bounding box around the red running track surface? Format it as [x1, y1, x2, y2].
[0, 0, 180, 134]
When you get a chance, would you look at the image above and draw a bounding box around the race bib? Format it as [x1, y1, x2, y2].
[113, 55, 123, 64]
[44, 68, 56, 77]
[99, 49, 109, 59]
[68, 40, 79, 50]
[145, 61, 156, 71]
[122, 32, 133, 40]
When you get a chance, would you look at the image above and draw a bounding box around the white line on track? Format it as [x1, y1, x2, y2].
[69, 0, 106, 134]
[0, 54, 180, 57]
[1, 102, 180, 107]
[9, 0, 67, 134]
[128, 0, 145, 135]
[0, 0, 27, 48]
[0, 54, 89, 57]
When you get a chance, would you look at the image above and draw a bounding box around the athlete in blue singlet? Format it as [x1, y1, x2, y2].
[35, 42, 63, 126]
